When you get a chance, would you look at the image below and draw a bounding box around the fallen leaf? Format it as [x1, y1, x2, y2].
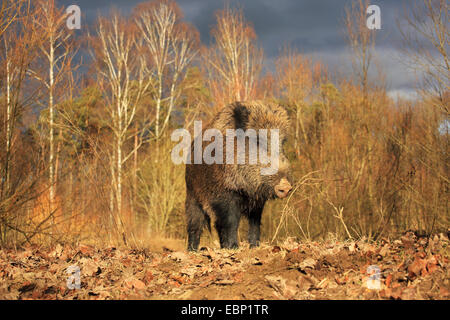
[140, 270, 153, 285]
[439, 287, 449, 297]
[133, 279, 146, 291]
[381, 286, 403, 300]
[335, 275, 348, 285]
[348, 242, 358, 253]
[401, 232, 416, 250]
[385, 274, 393, 288]
[79, 258, 98, 276]
[214, 279, 234, 285]
[426, 263, 438, 274]
[407, 257, 427, 278]
[19, 283, 36, 293]
[78, 244, 94, 256]
[44, 286, 58, 295]
[170, 275, 185, 285]
[298, 258, 316, 271]
[49, 244, 63, 258]
[379, 245, 389, 257]
[265, 275, 296, 299]
[124, 277, 146, 290]
[316, 278, 329, 289]
[31, 290, 41, 299]
[170, 252, 188, 262]
[400, 287, 416, 300]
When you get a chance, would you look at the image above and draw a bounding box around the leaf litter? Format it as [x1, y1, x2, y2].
[0, 233, 448, 300]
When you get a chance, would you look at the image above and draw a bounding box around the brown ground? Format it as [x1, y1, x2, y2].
[0, 232, 448, 300]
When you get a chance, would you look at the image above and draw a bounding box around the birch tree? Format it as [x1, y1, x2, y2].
[1, 0, 38, 197]
[31, 0, 74, 211]
[134, 0, 198, 140]
[205, 5, 263, 108]
[0, 0, 21, 37]
[399, 0, 449, 114]
[92, 11, 152, 243]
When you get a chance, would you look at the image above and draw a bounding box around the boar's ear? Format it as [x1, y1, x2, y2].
[232, 103, 250, 130]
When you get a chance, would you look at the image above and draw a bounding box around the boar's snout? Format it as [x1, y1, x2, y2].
[274, 178, 292, 198]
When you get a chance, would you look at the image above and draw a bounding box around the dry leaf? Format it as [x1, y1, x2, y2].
[214, 279, 234, 285]
[78, 244, 94, 256]
[348, 242, 358, 253]
[385, 274, 393, 288]
[407, 257, 427, 278]
[170, 252, 188, 262]
[298, 258, 316, 270]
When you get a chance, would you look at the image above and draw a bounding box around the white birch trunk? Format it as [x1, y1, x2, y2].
[49, 35, 55, 214]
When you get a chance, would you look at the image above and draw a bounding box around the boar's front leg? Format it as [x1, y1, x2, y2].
[186, 197, 207, 251]
[213, 195, 241, 249]
[248, 204, 264, 248]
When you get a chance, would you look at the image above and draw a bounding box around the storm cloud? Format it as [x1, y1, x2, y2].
[59, 0, 417, 98]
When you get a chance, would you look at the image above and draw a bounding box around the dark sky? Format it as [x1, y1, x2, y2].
[59, 0, 418, 99]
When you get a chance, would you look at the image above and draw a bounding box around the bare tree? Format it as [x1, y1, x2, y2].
[344, 0, 377, 106]
[0, 0, 51, 245]
[396, 0, 449, 236]
[399, 0, 449, 114]
[205, 5, 263, 108]
[276, 47, 321, 152]
[344, 0, 379, 217]
[91, 11, 152, 243]
[30, 0, 75, 213]
[161, 22, 199, 133]
[134, 0, 198, 140]
[1, 0, 38, 197]
[0, 0, 22, 37]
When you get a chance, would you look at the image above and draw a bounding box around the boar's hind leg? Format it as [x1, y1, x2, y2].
[213, 196, 241, 249]
[186, 198, 208, 251]
[248, 204, 263, 248]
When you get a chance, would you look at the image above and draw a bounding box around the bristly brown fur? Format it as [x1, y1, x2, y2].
[185, 100, 291, 251]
